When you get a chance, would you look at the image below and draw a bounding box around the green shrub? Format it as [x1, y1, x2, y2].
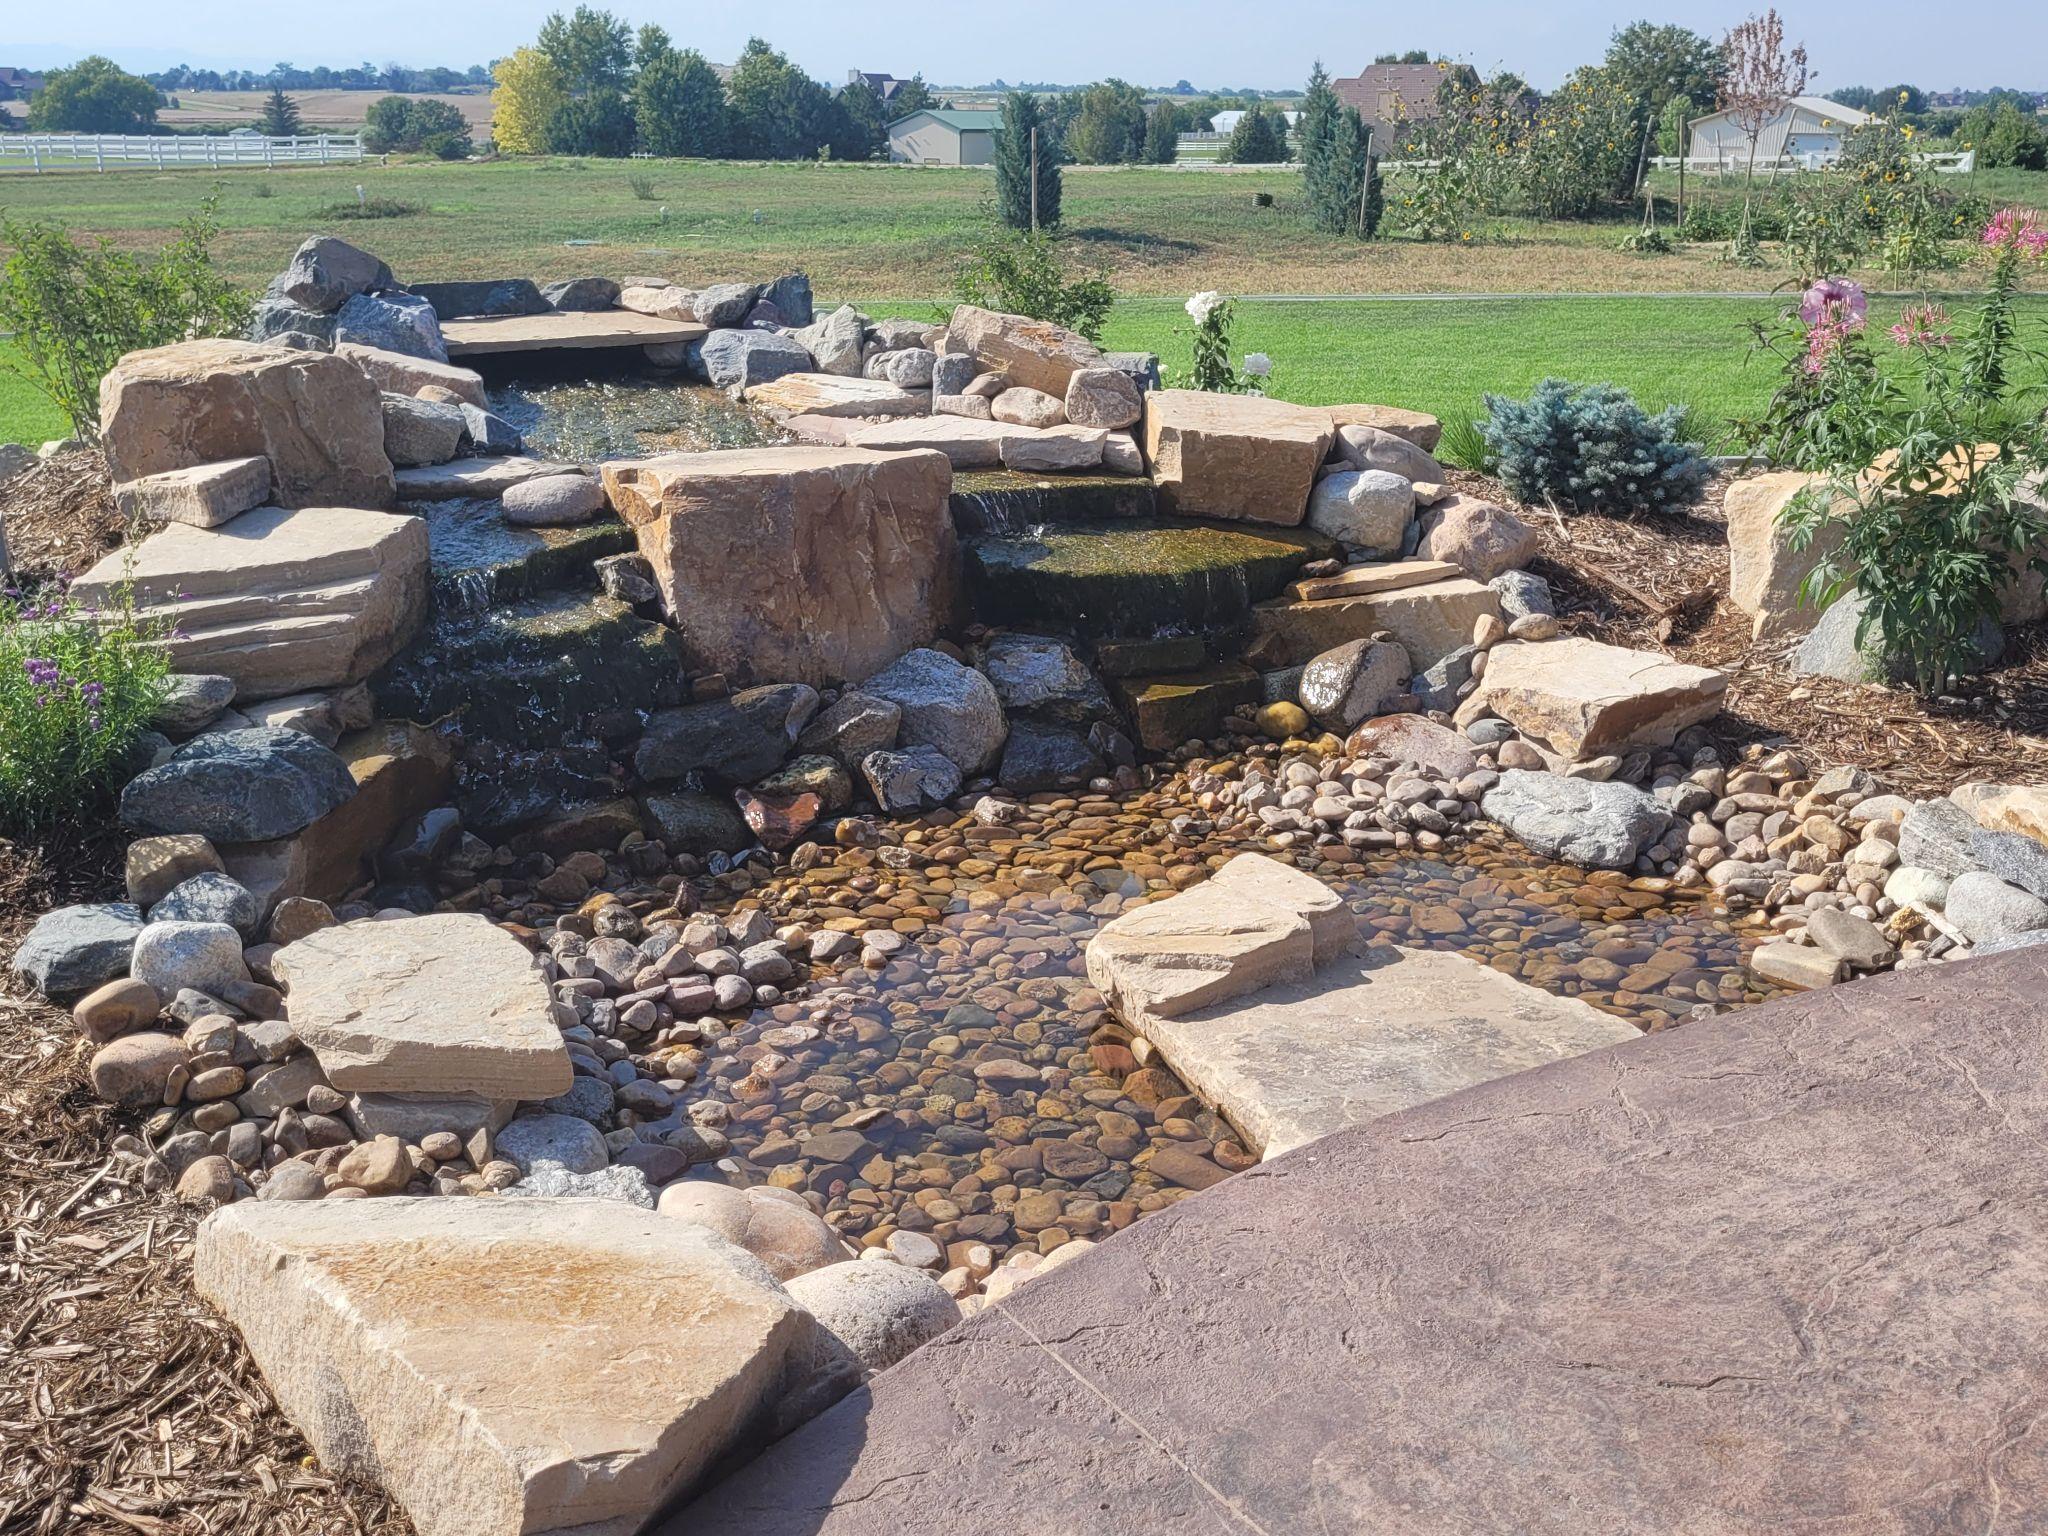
[1479, 379, 1710, 512]
[1436, 416, 1493, 472]
[954, 224, 1113, 342]
[363, 96, 475, 160]
[0, 193, 249, 442]
[626, 172, 657, 201]
[0, 585, 170, 837]
[316, 197, 424, 220]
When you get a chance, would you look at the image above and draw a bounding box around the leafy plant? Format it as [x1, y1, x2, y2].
[954, 224, 1113, 342]
[1479, 378, 1710, 512]
[1779, 219, 2048, 693]
[1179, 292, 1270, 394]
[364, 96, 474, 159]
[0, 584, 170, 838]
[1437, 415, 1494, 472]
[0, 193, 249, 441]
[626, 172, 657, 200]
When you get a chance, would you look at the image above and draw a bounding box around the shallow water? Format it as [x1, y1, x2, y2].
[487, 375, 783, 463]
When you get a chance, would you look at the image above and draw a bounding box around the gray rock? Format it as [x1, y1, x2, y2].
[151, 674, 237, 739]
[700, 329, 814, 390]
[1299, 639, 1410, 731]
[1102, 351, 1163, 393]
[405, 279, 549, 322]
[120, 728, 358, 843]
[596, 552, 660, 606]
[1334, 424, 1445, 483]
[9, 903, 145, 998]
[541, 1075, 617, 1126]
[693, 283, 762, 329]
[634, 685, 820, 785]
[248, 298, 337, 349]
[1260, 666, 1306, 706]
[150, 873, 261, 939]
[791, 305, 867, 376]
[866, 319, 928, 353]
[1467, 718, 1517, 746]
[1306, 470, 1414, 557]
[496, 1112, 610, 1175]
[237, 1056, 330, 1118]
[860, 648, 1008, 775]
[864, 348, 936, 388]
[1414, 645, 1479, 714]
[1945, 871, 2048, 946]
[343, 1091, 504, 1141]
[764, 273, 814, 329]
[269, 237, 393, 314]
[796, 692, 902, 769]
[997, 720, 1105, 793]
[932, 353, 980, 396]
[1490, 570, 1555, 622]
[1966, 929, 2048, 958]
[129, 921, 249, 1001]
[1794, 590, 2002, 685]
[1805, 907, 1895, 970]
[1481, 771, 1672, 870]
[258, 1162, 328, 1201]
[502, 473, 604, 527]
[639, 791, 754, 856]
[1899, 799, 1986, 879]
[541, 277, 621, 312]
[458, 404, 523, 457]
[1970, 827, 2048, 902]
[381, 392, 466, 468]
[978, 634, 1113, 726]
[861, 746, 961, 813]
[333, 291, 447, 363]
[785, 1259, 962, 1376]
[506, 1162, 655, 1206]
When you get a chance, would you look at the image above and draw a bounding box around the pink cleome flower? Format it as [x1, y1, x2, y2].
[1800, 276, 1869, 329]
[1889, 302, 1953, 349]
[1983, 207, 2048, 258]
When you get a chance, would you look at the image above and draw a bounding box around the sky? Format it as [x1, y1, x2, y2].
[8, 0, 2044, 93]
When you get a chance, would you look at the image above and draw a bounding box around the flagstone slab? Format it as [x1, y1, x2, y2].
[677, 948, 2048, 1535]
[744, 374, 928, 422]
[1247, 577, 1500, 670]
[441, 310, 707, 358]
[395, 456, 579, 501]
[1287, 557, 1461, 602]
[198, 1197, 810, 1536]
[1476, 636, 1729, 761]
[272, 912, 571, 1100]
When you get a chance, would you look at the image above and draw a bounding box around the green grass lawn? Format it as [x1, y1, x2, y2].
[0, 342, 66, 446]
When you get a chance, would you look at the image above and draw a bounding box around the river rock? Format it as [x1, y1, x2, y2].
[1143, 390, 1333, 526]
[121, 728, 358, 843]
[1477, 638, 1728, 761]
[657, 1181, 849, 1281]
[1333, 424, 1446, 482]
[701, 329, 815, 390]
[786, 1260, 961, 1378]
[1415, 493, 1539, 583]
[1944, 872, 2048, 947]
[334, 291, 447, 363]
[1482, 771, 1672, 870]
[634, 685, 820, 785]
[98, 340, 394, 510]
[10, 903, 145, 998]
[864, 348, 937, 389]
[990, 387, 1066, 429]
[90, 1031, 190, 1109]
[861, 746, 962, 813]
[502, 472, 604, 527]
[268, 237, 393, 313]
[72, 977, 164, 1042]
[1063, 368, 1142, 431]
[151, 872, 261, 939]
[604, 446, 955, 688]
[1342, 715, 1480, 780]
[859, 648, 1007, 775]
[1299, 639, 1410, 731]
[273, 913, 571, 1100]
[193, 1199, 809, 1536]
[129, 921, 250, 1001]
[1306, 469, 1415, 557]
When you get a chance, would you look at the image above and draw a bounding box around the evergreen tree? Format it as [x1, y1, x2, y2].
[1143, 100, 1185, 163]
[886, 75, 939, 121]
[726, 38, 840, 159]
[1298, 62, 1342, 226]
[1221, 103, 1286, 164]
[544, 86, 636, 156]
[260, 87, 303, 136]
[832, 81, 888, 161]
[994, 91, 1062, 230]
[633, 45, 730, 157]
[1065, 79, 1148, 164]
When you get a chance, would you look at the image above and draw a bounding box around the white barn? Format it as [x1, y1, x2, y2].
[1685, 96, 1875, 167]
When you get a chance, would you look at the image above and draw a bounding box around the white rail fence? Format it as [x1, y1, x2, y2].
[1651, 149, 1976, 175]
[0, 133, 368, 172]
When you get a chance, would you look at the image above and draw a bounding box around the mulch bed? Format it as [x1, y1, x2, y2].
[1, 454, 126, 590]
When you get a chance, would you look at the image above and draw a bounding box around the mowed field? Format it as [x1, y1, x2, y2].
[1, 156, 2044, 446]
[157, 90, 496, 132]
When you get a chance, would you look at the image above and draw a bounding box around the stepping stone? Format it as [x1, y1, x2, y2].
[846, 414, 1016, 469]
[1476, 637, 1729, 761]
[395, 455, 578, 501]
[113, 456, 271, 529]
[69, 506, 428, 704]
[744, 374, 928, 422]
[1121, 946, 1639, 1157]
[439, 309, 706, 357]
[1142, 389, 1333, 526]
[1247, 578, 1500, 671]
[196, 1197, 812, 1536]
[1287, 558, 1460, 603]
[272, 912, 572, 1100]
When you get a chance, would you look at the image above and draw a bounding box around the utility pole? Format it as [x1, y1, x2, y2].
[1029, 126, 1039, 234]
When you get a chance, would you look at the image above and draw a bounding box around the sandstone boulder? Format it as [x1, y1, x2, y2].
[946, 305, 1103, 399]
[1477, 638, 1729, 761]
[1324, 403, 1443, 451]
[99, 340, 394, 510]
[1247, 579, 1501, 671]
[335, 343, 488, 410]
[846, 415, 1012, 469]
[602, 447, 955, 688]
[990, 387, 1066, 429]
[70, 506, 428, 702]
[1725, 470, 1845, 640]
[194, 1198, 811, 1536]
[1142, 390, 1333, 525]
[1333, 423, 1446, 482]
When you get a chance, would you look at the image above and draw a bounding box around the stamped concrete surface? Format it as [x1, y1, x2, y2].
[676, 950, 2048, 1534]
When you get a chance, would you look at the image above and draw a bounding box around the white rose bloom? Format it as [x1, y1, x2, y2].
[1244, 352, 1272, 377]
[1185, 291, 1224, 324]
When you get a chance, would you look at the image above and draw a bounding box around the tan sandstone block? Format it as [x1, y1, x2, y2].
[1142, 390, 1334, 526]
[1477, 637, 1728, 761]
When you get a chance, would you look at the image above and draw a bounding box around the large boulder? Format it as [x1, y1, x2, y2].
[1725, 470, 1844, 641]
[764, 273, 815, 328]
[99, 340, 395, 510]
[699, 330, 815, 391]
[1063, 367, 1143, 430]
[194, 1199, 812, 1536]
[858, 648, 1008, 776]
[1325, 403, 1443, 451]
[789, 306, 867, 376]
[404, 278, 549, 321]
[1476, 638, 1729, 761]
[658, 1182, 849, 1281]
[1414, 493, 1538, 583]
[267, 237, 393, 314]
[273, 913, 572, 1100]
[1793, 589, 2003, 685]
[379, 393, 467, 468]
[333, 291, 447, 363]
[129, 920, 248, 1000]
[1306, 469, 1415, 556]
[1481, 771, 1672, 870]
[602, 447, 956, 688]
[121, 728, 359, 843]
[9, 903, 144, 999]
[1332, 423, 1446, 482]
[946, 305, 1103, 399]
[541, 276, 622, 312]
[694, 283, 763, 328]
[1142, 390, 1334, 526]
[69, 506, 428, 701]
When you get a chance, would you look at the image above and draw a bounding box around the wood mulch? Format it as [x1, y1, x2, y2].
[1, 454, 126, 591]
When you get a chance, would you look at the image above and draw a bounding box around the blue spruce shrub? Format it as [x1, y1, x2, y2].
[1479, 379, 1710, 513]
